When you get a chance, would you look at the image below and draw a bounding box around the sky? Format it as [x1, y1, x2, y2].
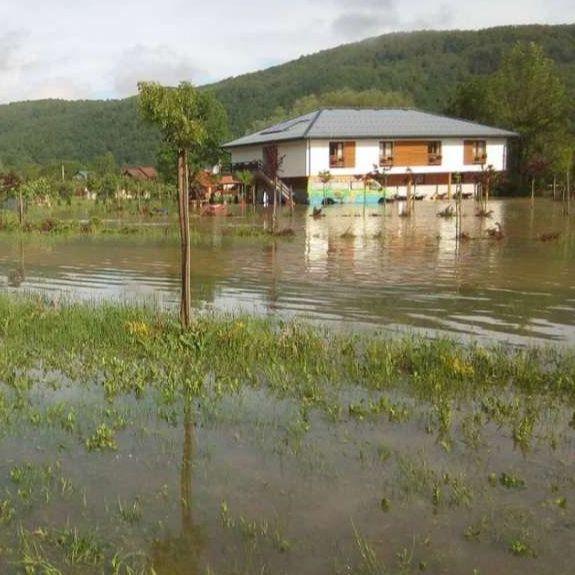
[0, 0, 573, 104]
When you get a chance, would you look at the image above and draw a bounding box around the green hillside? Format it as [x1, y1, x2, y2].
[0, 24, 573, 168]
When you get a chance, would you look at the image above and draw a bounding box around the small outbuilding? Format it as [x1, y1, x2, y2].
[122, 166, 158, 181]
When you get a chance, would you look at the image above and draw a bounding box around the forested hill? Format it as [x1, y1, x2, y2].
[0, 23, 574, 168]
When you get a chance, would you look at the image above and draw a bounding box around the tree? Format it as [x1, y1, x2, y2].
[450, 42, 572, 188]
[97, 174, 119, 205]
[138, 82, 228, 328]
[91, 152, 118, 177]
[235, 170, 255, 204]
[17, 177, 54, 225]
[489, 43, 570, 179]
[318, 170, 332, 204]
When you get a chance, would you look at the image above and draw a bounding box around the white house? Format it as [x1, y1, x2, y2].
[223, 108, 517, 205]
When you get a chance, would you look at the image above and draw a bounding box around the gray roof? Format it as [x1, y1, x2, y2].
[223, 108, 518, 148]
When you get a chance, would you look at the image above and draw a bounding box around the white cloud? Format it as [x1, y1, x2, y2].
[112, 45, 208, 97]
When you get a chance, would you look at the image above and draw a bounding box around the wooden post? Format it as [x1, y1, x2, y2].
[447, 172, 452, 200]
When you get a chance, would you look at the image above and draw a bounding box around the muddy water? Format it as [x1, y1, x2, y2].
[1, 378, 573, 574]
[1, 198, 574, 344]
[1, 199, 575, 573]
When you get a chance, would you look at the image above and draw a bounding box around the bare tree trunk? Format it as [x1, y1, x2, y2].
[18, 189, 24, 227]
[530, 177, 535, 208]
[178, 149, 191, 328]
[406, 178, 412, 216]
[567, 169, 571, 217]
[272, 179, 278, 233]
[553, 175, 557, 201]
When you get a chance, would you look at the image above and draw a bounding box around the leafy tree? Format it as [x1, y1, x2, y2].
[450, 42, 573, 189]
[318, 170, 333, 203]
[138, 81, 228, 327]
[17, 177, 54, 225]
[91, 152, 118, 177]
[97, 174, 119, 205]
[235, 170, 255, 204]
[488, 42, 570, 179]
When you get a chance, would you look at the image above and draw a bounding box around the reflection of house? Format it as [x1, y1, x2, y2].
[122, 166, 158, 181]
[223, 108, 517, 205]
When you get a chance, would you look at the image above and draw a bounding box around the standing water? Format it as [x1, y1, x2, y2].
[1, 198, 574, 344]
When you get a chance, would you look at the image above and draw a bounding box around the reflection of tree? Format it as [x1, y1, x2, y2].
[265, 241, 279, 311]
[7, 239, 25, 287]
[150, 403, 203, 574]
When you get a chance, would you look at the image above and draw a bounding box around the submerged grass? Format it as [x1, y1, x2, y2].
[0, 294, 574, 573]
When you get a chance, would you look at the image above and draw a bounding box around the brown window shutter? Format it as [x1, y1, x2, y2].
[343, 141, 356, 168]
[464, 141, 475, 165]
[393, 141, 428, 166]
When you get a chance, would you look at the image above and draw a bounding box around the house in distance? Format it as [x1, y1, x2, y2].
[223, 108, 517, 205]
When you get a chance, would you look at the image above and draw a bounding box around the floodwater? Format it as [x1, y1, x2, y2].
[1, 198, 575, 574]
[1, 198, 575, 344]
[1, 364, 574, 574]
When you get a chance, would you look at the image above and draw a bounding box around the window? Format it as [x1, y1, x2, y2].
[329, 142, 345, 168]
[427, 141, 442, 165]
[329, 141, 356, 168]
[465, 140, 487, 164]
[473, 140, 487, 163]
[379, 141, 394, 166]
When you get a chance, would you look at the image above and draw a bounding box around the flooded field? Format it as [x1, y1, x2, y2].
[1, 199, 574, 574]
[0, 297, 574, 574]
[1, 198, 575, 345]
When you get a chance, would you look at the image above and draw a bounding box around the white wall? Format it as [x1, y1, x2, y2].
[277, 141, 307, 178]
[231, 137, 508, 178]
[308, 138, 508, 176]
[230, 146, 263, 165]
[230, 141, 306, 178]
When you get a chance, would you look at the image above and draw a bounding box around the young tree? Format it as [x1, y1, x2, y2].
[138, 82, 228, 327]
[235, 170, 255, 204]
[318, 170, 332, 204]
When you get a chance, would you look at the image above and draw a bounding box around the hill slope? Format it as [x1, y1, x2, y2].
[0, 24, 573, 168]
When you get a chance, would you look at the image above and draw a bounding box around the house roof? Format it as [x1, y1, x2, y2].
[223, 108, 518, 148]
[122, 166, 158, 180]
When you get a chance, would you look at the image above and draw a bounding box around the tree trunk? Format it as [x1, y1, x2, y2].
[406, 178, 412, 216]
[18, 189, 24, 227]
[552, 175, 557, 201]
[178, 149, 192, 328]
[567, 169, 571, 216]
[272, 178, 278, 233]
[530, 177, 535, 207]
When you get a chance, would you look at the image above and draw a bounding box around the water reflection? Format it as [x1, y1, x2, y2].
[1, 199, 574, 344]
[151, 405, 202, 574]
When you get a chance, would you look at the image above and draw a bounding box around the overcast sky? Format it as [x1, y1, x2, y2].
[0, 0, 573, 104]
